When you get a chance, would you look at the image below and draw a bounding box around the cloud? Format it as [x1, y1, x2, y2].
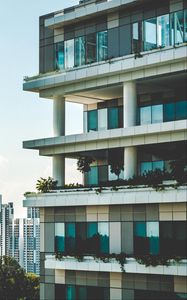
[0, 155, 8, 166]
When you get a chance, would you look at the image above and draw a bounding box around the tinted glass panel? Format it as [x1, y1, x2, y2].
[108, 107, 119, 129]
[86, 33, 96, 64]
[56, 42, 64, 70]
[87, 222, 99, 254]
[88, 110, 98, 131]
[152, 160, 164, 171]
[164, 102, 175, 122]
[134, 222, 148, 255]
[98, 108, 107, 131]
[65, 39, 74, 69]
[185, 10, 187, 42]
[66, 285, 76, 300]
[75, 36, 86, 67]
[98, 222, 109, 254]
[65, 223, 76, 253]
[76, 223, 86, 253]
[152, 105, 163, 123]
[86, 166, 98, 185]
[97, 31, 108, 61]
[55, 223, 65, 252]
[176, 101, 187, 120]
[77, 286, 87, 300]
[140, 106, 151, 124]
[175, 11, 184, 44]
[174, 222, 187, 257]
[157, 14, 170, 47]
[147, 222, 159, 255]
[144, 18, 157, 50]
[140, 162, 152, 175]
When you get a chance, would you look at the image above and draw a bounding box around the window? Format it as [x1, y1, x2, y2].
[55, 223, 65, 252]
[174, 10, 184, 44]
[65, 223, 76, 254]
[134, 222, 159, 255]
[86, 33, 97, 64]
[87, 222, 99, 254]
[56, 42, 64, 70]
[97, 31, 108, 61]
[185, 9, 187, 42]
[163, 102, 175, 122]
[87, 110, 98, 132]
[133, 22, 141, 53]
[98, 222, 109, 254]
[147, 222, 159, 255]
[67, 286, 76, 300]
[157, 14, 170, 47]
[140, 106, 152, 125]
[108, 107, 119, 129]
[65, 39, 74, 69]
[152, 104, 163, 123]
[75, 36, 86, 67]
[176, 100, 187, 120]
[143, 18, 157, 50]
[86, 166, 98, 185]
[56, 285, 109, 300]
[98, 108, 107, 131]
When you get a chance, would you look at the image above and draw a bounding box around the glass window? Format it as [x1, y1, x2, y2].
[185, 10, 187, 42]
[108, 165, 118, 181]
[133, 22, 139, 53]
[174, 222, 187, 257]
[164, 102, 175, 122]
[65, 223, 76, 254]
[140, 162, 152, 175]
[152, 104, 163, 123]
[87, 223, 99, 254]
[98, 223, 109, 254]
[55, 42, 64, 70]
[65, 39, 74, 69]
[176, 100, 187, 120]
[75, 36, 86, 67]
[76, 223, 86, 253]
[98, 165, 108, 184]
[174, 11, 184, 44]
[152, 160, 164, 171]
[108, 107, 119, 129]
[86, 33, 97, 64]
[157, 14, 170, 47]
[66, 285, 76, 300]
[86, 166, 98, 186]
[77, 286, 87, 300]
[97, 31, 108, 62]
[140, 106, 151, 125]
[160, 221, 173, 255]
[147, 222, 159, 255]
[134, 222, 148, 255]
[88, 110, 98, 131]
[55, 223, 65, 252]
[144, 18, 157, 50]
[98, 108, 107, 131]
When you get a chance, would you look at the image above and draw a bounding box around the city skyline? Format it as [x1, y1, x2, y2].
[0, 0, 81, 218]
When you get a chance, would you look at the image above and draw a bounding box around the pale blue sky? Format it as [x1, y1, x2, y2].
[0, 0, 83, 217]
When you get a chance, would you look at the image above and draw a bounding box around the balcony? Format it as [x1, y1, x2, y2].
[45, 255, 187, 276]
[23, 185, 187, 208]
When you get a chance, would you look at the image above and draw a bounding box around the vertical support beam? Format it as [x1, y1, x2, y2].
[53, 97, 65, 186]
[123, 81, 137, 128]
[124, 147, 137, 179]
[53, 97, 65, 136]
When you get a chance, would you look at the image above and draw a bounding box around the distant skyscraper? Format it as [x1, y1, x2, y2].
[0, 201, 14, 257]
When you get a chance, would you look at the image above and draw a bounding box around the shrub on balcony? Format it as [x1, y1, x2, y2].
[77, 156, 95, 173]
[36, 177, 57, 193]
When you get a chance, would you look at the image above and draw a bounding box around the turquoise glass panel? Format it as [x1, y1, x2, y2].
[140, 162, 152, 175]
[174, 10, 184, 44]
[66, 285, 76, 300]
[56, 42, 64, 70]
[157, 14, 170, 47]
[87, 166, 98, 185]
[164, 102, 175, 122]
[87, 222, 97, 238]
[97, 31, 108, 61]
[88, 110, 98, 131]
[108, 107, 119, 129]
[176, 101, 187, 120]
[140, 106, 151, 124]
[147, 222, 160, 255]
[98, 223, 109, 254]
[77, 286, 87, 300]
[75, 36, 86, 67]
[152, 160, 164, 171]
[55, 223, 65, 252]
[152, 105, 163, 123]
[65, 223, 76, 253]
[144, 18, 157, 50]
[135, 222, 146, 237]
[86, 33, 96, 64]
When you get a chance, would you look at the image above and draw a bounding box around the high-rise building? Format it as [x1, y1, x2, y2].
[23, 0, 187, 299]
[0, 201, 14, 257]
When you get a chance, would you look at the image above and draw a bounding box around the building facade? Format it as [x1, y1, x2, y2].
[23, 0, 187, 299]
[0, 201, 14, 257]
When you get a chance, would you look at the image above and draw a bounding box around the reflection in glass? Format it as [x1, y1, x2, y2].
[75, 36, 86, 67]
[65, 223, 76, 253]
[55, 223, 65, 252]
[147, 222, 159, 255]
[108, 107, 119, 129]
[152, 160, 164, 171]
[97, 31, 108, 61]
[98, 222, 109, 253]
[56, 42, 64, 70]
[87, 222, 99, 254]
[144, 18, 157, 50]
[65, 39, 74, 69]
[174, 11, 184, 44]
[86, 166, 98, 185]
[140, 162, 152, 175]
[140, 106, 151, 124]
[134, 222, 148, 255]
[66, 285, 76, 300]
[157, 14, 170, 47]
[98, 108, 107, 131]
[86, 33, 96, 64]
[152, 105, 163, 123]
[185, 9, 187, 42]
[77, 287, 87, 300]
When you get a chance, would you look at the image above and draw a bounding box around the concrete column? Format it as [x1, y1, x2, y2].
[124, 147, 137, 179]
[53, 155, 65, 187]
[53, 97, 65, 186]
[53, 97, 65, 136]
[123, 81, 137, 128]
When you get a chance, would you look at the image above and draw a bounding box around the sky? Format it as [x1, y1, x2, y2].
[0, 0, 83, 218]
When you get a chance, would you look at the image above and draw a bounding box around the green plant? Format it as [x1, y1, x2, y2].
[77, 156, 95, 173]
[95, 187, 103, 194]
[134, 255, 183, 267]
[36, 177, 57, 193]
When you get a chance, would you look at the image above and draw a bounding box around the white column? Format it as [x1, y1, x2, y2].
[124, 147, 137, 179]
[53, 155, 65, 187]
[123, 81, 137, 128]
[53, 97, 65, 186]
[53, 97, 65, 136]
